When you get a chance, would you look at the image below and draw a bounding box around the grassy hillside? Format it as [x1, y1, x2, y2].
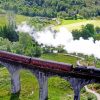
[0, 13, 100, 32]
[41, 53, 79, 66]
[0, 14, 7, 26]
[0, 53, 97, 100]
[0, 13, 56, 30]
[55, 19, 100, 31]
[0, 14, 29, 26]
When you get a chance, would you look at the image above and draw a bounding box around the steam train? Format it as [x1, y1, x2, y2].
[73, 66, 100, 78]
[0, 50, 100, 78]
[0, 50, 72, 73]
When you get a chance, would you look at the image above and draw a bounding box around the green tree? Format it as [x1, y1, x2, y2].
[72, 24, 96, 40]
[0, 25, 19, 42]
[81, 24, 95, 39]
[94, 34, 100, 41]
[0, 37, 11, 51]
[95, 26, 100, 34]
[1, 0, 100, 18]
[14, 32, 41, 57]
[72, 29, 82, 40]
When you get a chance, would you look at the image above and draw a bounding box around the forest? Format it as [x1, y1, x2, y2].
[0, 0, 100, 19]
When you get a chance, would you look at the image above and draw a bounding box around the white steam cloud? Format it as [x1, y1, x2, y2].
[16, 22, 35, 34]
[17, 23, 100, 59]
[36, 27, 73, 47]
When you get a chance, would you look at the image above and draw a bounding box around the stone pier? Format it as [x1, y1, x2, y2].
[38, 72, 48, 100]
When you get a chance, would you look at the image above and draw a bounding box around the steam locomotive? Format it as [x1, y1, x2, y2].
[73, 66, 100, 78]
[0, 50, 100, 78]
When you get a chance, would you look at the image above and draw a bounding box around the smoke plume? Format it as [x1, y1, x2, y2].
[17, 22, 100, 59]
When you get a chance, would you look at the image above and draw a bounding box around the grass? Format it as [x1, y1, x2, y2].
[0, 14, 55, 30]
[15, 15, 29, 24]
[0, 69, 39, 100]
[55, 19, 100, 31]
[60, 19, 86, 25]
[78, 56, 100, 68]
[0, 14, 7, 26]
[0, 14, 29, 27]
[88, 84, 100, 94]
[41, 53, 79, 66]
[0, 68, 73, 100]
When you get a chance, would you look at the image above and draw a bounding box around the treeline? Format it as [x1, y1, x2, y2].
[0, 25, 19, 42]
[72, 24, 100, 40]
[0, 24, 41, 57]
[0, 0, 100, 19]
[0, 32, 41, 57]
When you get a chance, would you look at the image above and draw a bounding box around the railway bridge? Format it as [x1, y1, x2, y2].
[0, 51, 100, 100]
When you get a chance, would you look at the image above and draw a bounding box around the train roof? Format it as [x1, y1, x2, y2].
[0, 50, 73, 67]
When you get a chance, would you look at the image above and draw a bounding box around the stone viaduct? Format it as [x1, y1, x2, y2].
[0, 51, 100, 100]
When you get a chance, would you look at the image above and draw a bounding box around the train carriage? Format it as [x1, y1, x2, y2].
[0, 50, 30, 64]
[0, 50, 73, 73]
